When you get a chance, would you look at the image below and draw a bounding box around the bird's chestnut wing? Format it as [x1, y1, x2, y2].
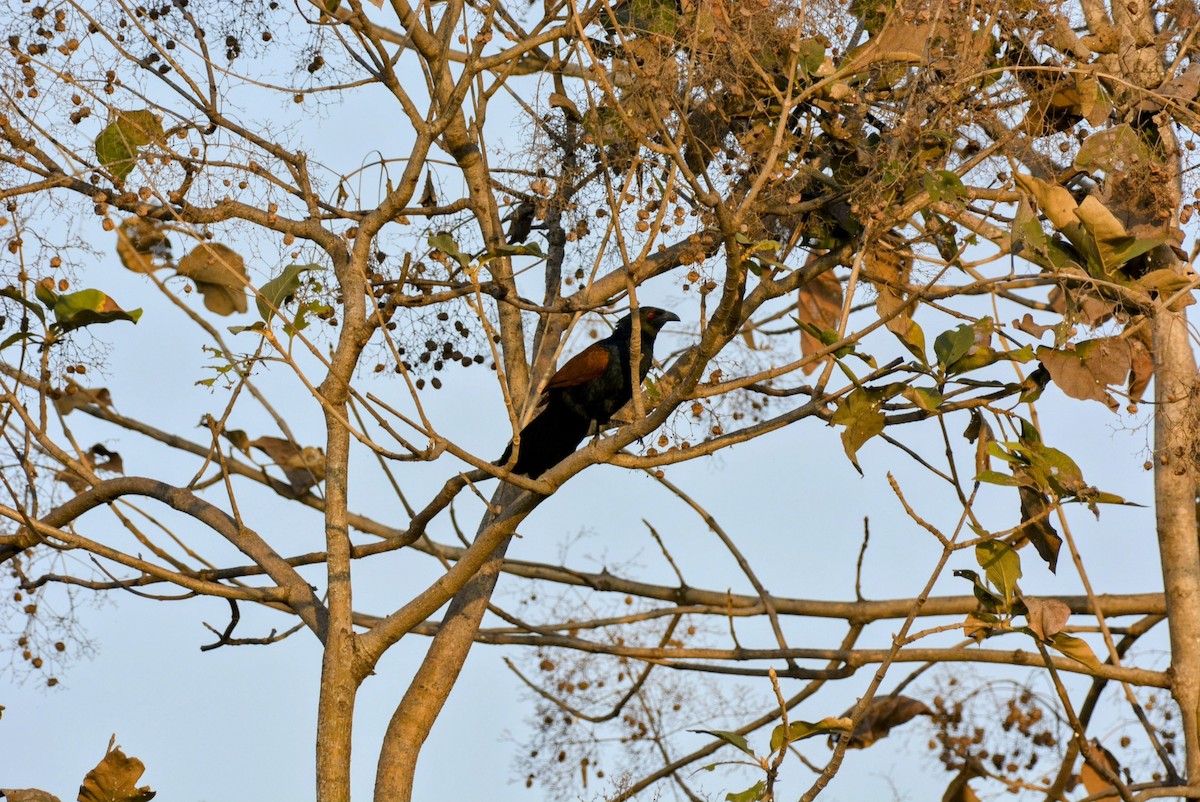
[545, 343, 612, 390]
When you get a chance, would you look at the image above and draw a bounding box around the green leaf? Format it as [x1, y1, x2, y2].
[257, 263, 317, 323]
[976, 540, 1021, 606]
[976, 469, 1021, 486]
[1049, 632, 1102, 671]
[94, 110, 164, 182]
[770, 717, 853, 752]
[486, 241, 544, 259]
[1074, 124, 1151, 174]
[49, 288, 142, 332]
[0, 285, 46, 323]
[924, 170, 966, 203]
[692, 729, 757, 758]
[0, 331, 36, 350]
[890, 318, 927, 363]
[428, 232, 468, 268]
[933, 323, 974, 370]
[902, 385, 941, 412]
[830, 386, 888, 475]
[795, 38, 827, 75]
[228, 322, 267, 335]
[953, 569, 1007, 612]
[726, 781, 766, 802]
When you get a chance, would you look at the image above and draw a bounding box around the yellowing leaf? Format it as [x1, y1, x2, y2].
[177, 243, 248, 315]
[52, 289, 142, 332]
[1014, 173, 1078, 231]
[691, 729, 757, 758]
[831, 386, 888, 474]
[770, 717, 852, 751]
[976, 540, 1021, 605]
[1049, 632, 1102, 671]
[94, 110, 164, 182]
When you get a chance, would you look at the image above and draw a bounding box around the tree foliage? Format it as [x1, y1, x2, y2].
[1, 0, 1198, 799]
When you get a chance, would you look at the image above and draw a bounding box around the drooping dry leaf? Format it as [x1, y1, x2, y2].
[796, 269, 843, 373]
[1037, 338, 1131, 411]
[963, 409, 994, 478]
[115, 218, 172, 274]
[865, 249, 924, 360]
[2, 789, 63, 802]
[77, 743, 156, 802]
[1126, 327, 1153, 406]
[1023, 596, 1071, 641]
[54, 382, 113, 416]
[221, 428, 251, 454]
[176, 243, 248, 316]
[1016, 482, 1062, 573]
[249, 436, 326, 494]
[962, 613, 995, 642]
[89, 444, 124, 475]
[843, 696, 932, 749]
[1079, 740, 1121, 794]
[418, 172, 437, 209]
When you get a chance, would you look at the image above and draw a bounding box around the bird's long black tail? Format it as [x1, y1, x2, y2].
[499, 400, 592, 478]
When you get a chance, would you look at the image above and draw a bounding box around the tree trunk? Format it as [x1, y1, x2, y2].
[1153, 305, 1200, 782]
[373, 483, 526, 800]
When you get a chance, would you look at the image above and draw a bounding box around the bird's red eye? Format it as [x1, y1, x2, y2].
[647, 310, 657, 318]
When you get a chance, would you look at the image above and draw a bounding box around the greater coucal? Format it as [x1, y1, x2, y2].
[501, 307, 680, 477]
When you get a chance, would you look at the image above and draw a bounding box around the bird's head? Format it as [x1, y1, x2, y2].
[616, 307, 681, 336]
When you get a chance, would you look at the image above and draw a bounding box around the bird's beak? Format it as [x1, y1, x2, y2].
[660, 310, 681, 324]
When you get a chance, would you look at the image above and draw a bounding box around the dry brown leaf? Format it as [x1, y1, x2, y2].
[962, 613, 993, 642]
[78, 742, 156, 802]
[249, 436, 326, 494]
[1037, 338, 1131, 411]
[1023, 596, 1071, 641]
[796, 269, 843, 374]
[1079, 740, 1121, 795]
[1, 790, 63, 802]
[115, 218, 172, 274]
[176, 243, 248, 315]
[844, 696, 932, 749]
[90, 444, 124, 475]
[1015, 481, 1063, 573]
[54, 382, 114, 416]
[1012, 313, 1058, 340]
[1126, 327, 1153, 406]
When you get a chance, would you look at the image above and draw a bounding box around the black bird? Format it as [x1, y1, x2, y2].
[501, 307, 680, 478]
